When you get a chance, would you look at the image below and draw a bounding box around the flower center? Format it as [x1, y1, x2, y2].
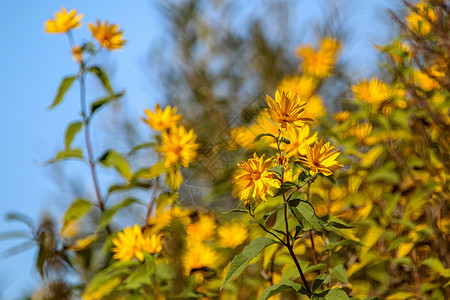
[252, 171, 261, 181]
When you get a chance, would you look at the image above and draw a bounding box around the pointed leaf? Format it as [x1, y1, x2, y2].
[62, 198, 92, 233]
[64, 121, 83, 150]
[48, 76, 76, 109]
[290, 200, 323, 234]
[88, 66, 113, 94]
[90, 90, 125, 115]
[259, 280, 306, 300]
[99, 150, 132, 180]
[221, 237, 276, 289]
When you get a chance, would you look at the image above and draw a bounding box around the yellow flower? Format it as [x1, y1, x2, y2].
[158, 125, 199, 168]
[218, 223, 248, 248]
[277, 75, 326, 119]
[234, 153, 279, 202]
[266, 90, 312, 130]
[299, 138, 344, 176]
[352, 78, 391, 111]
[165, 166, 183, 191]
[142, 104, 182, 131]
[142, 233, 163, 254]
[295, 37, 340, 78]
[88, 20, 126, 51]
[186, 214, 217, 241]
[334, 111, 350, 122]
[229, 111, 279, 150]
[406, 1, 436, 35]
[112, 225, 145, 262]
[71, 45, 83, 63]
[346, 123, 379, 145]
[148, 205, 191, 229]
[44, 7, 83, 34]
[414, 65, 444, 91]
[275, 125, 318, 158]
[183, 241, 219, 276]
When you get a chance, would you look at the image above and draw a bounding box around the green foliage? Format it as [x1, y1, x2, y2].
[48, 75, 76, 109]
[222, 237, 276, 289]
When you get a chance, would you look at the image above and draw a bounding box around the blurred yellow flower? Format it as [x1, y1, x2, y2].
[414, 66, 444, 91]
[295, 37, 340, 78]
[89, 20, 126, 51]
[142, 233, 163, 254]
[266, 90, 312, 130]
[187, 214, 217, 241]
[142, 104, 182, 132]
[346, 122, 379, 145]
[71, 45, 83, 63]
[234, 153, 279, 202]
[229, 111, 279, 150]
[406, 1, 436, 35]
[149, 205, 191, 229]
[277, 75, 326, 119]
[274, 125, 317, 157]
[44, 7, 83, 34]
[183, 241, 219, 276]
[112, 225, 145, 262]
[299, 138, 343, 176]
[352, 78, 391, 111]
[158, 125, 199, 168]
[218, 223, 248, 248]
[334, 111, 350, 122]
[165, 166, 183, 191]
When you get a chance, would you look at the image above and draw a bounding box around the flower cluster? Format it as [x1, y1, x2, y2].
[142, 103, 199, 191]
[112, 225, 163, 262]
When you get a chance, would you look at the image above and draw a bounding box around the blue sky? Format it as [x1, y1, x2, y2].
[0, 1, 400, 298]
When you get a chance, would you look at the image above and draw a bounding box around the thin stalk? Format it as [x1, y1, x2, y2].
[146, 176, 160, 225]
[80, 71, 111, 234]
[306, 182, 318, 265]
[283, 192, 311, 294]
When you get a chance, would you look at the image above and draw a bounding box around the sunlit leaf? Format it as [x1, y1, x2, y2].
[99, 150, 133, 180]
[221, 237, 276, 290]
[64, 121, 82, 150]
[259, 280, 306, 300]
[48, 76, 76, 109]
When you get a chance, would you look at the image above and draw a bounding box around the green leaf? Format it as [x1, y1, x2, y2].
[148, 161, 168, 178]
[280, 137, 291, 144]
[64, 121, 83, 150]
[312, 273, 327, 292]
[88, 66, 113, 94]
[98, 198, 138, 231]
[259, 280, 306, 300]
[312, 288, 350, 300]
[254, 133, 276, 143]
[128, 142, 158, 156]
[224, 208, 249, 214]
[48, 76, 76, 109]
[290, 200, 323, 234]
[52, 148, 84, 162]
[325, 220, 353, 230]
[99, 150, 133, 180]
[331, 264, 348, 283]
[62, 198, 92, 232]
[90, 90, 125, 115]
[274, 181, 297, 197]
[221, 237, 276, 289]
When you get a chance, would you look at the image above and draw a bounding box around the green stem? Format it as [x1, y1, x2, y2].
[80, 69, 111, 234]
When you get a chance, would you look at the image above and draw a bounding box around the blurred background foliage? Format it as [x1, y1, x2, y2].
[1, 0, 449, 299]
